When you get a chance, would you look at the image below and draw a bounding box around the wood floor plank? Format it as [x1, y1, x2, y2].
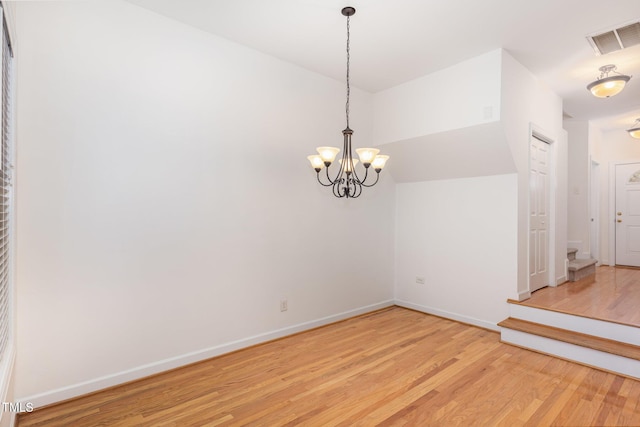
[18, 306, 640, 426]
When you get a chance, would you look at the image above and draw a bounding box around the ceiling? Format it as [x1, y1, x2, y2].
[125, 0, 640, 133]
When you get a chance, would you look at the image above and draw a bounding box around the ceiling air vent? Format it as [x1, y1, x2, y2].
[587, 21, 640, 55]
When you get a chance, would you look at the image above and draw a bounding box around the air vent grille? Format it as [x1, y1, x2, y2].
[618, 22, 640, 48]
[588, 21, 640, 55]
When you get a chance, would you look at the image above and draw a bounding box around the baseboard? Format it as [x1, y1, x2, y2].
[19, 300, 395, 409]
[518, 290, 531, 301]
[556, 275, 567, 286]
[394, 300, 498, 332]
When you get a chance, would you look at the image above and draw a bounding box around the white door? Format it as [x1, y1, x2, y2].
[615, 163, 640, 267]
[530, 136, 550, 292]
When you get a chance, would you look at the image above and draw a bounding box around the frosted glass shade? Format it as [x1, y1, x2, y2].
[316, 146, 340, 164]
[356, 148, 380, 165]
[628, 128, 640, 139]
[372, 155, 389, 170]
[587, 75, 630, 98]
[307, 155, 325, 169]
[338, 158, 359, 172]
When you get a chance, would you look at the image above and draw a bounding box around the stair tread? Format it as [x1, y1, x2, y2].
[567, 258, 598, 270]
[498, 317, 640, 361]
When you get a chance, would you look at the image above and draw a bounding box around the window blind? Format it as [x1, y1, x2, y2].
[0, 8, 13, 365]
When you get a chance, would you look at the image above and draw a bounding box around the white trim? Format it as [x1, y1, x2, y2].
[394, 300, 498, 331]
[501, 329, 640, 379]
[589, 159, 600, 263]
[508, 303, 640, 345]
[608, 160, 640, 267]
[19, 300, 395, 409]
[517, 290, 531, 301]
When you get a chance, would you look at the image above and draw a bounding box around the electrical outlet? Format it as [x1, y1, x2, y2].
[416, 276, 426, 285]
[280, 299, 288, 312]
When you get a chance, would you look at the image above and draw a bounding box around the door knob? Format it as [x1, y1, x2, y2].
[617, 212, 622, 216]
[617, 219, 622, 223]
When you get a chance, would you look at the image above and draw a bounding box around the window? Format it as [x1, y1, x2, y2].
[0, 2, 14, 401]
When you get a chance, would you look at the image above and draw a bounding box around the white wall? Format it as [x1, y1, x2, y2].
[383, 49, 565, 327]
[564, 120, 591, 258]
[11, 1, 569, 410]
[592, 128, 640, 265]
[394, 174, 518, 328]
[14, 1, 395, 405]
[501, 51, 566, 294]
[373, 50, 520, 328]
[373, 50, 502, 146]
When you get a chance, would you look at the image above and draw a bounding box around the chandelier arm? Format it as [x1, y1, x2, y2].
[322, 163, 344, 186]
[351, 176, 363, 198]
[332, 164, 347, 197]
[355, 164, 368, 184]
[360, 171, 380, 187]
[316, 171, 334, 187]
[333, 177, 346, 198]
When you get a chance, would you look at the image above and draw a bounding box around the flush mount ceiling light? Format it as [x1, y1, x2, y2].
[306, 7, 389, 199]
[628, 118, 640, 139]
[586, 64, 631, 98]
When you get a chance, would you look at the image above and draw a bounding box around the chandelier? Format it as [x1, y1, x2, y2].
[586, 64, 631, 98]
[306, 6, 389, 198]
[628, 118, 640, 139]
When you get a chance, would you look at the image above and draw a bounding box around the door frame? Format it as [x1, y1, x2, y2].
[608, 159, 640, 266]
[590, 158, 600, 263]
[527, 125, 556, 293]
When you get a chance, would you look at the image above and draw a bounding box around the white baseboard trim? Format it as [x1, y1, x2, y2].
[19, 300, 395, 409]
[556, 275, 567, 286]
[518, 290, 531, 301]
[394, 300, 498, 332]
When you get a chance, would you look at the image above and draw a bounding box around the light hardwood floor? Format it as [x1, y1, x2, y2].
[523, 266, 640, 327]
[18, 306, 640, 426]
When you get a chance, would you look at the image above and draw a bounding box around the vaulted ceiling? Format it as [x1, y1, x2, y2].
[126, 0, 640, 133]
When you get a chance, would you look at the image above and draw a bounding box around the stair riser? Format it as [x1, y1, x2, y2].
[509, 304, 640, 346]
[568, 264, 596, 281]
[501, 328, 640, 380]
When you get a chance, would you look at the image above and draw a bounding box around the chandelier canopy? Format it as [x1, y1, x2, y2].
[306, 7, 389, 198]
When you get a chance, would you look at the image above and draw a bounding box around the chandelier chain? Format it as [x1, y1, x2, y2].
[345, 14, 350, 129]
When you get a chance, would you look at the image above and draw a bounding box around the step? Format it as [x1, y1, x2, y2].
[567, 248, 578, 261]
[499, 318, 640, 379]
[501, 302, 640, 379]
[498, 318, 640, 361]
[567, 258, 597, 271]
[506, 300, 640, 345]
[567, 258, 597, 281]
